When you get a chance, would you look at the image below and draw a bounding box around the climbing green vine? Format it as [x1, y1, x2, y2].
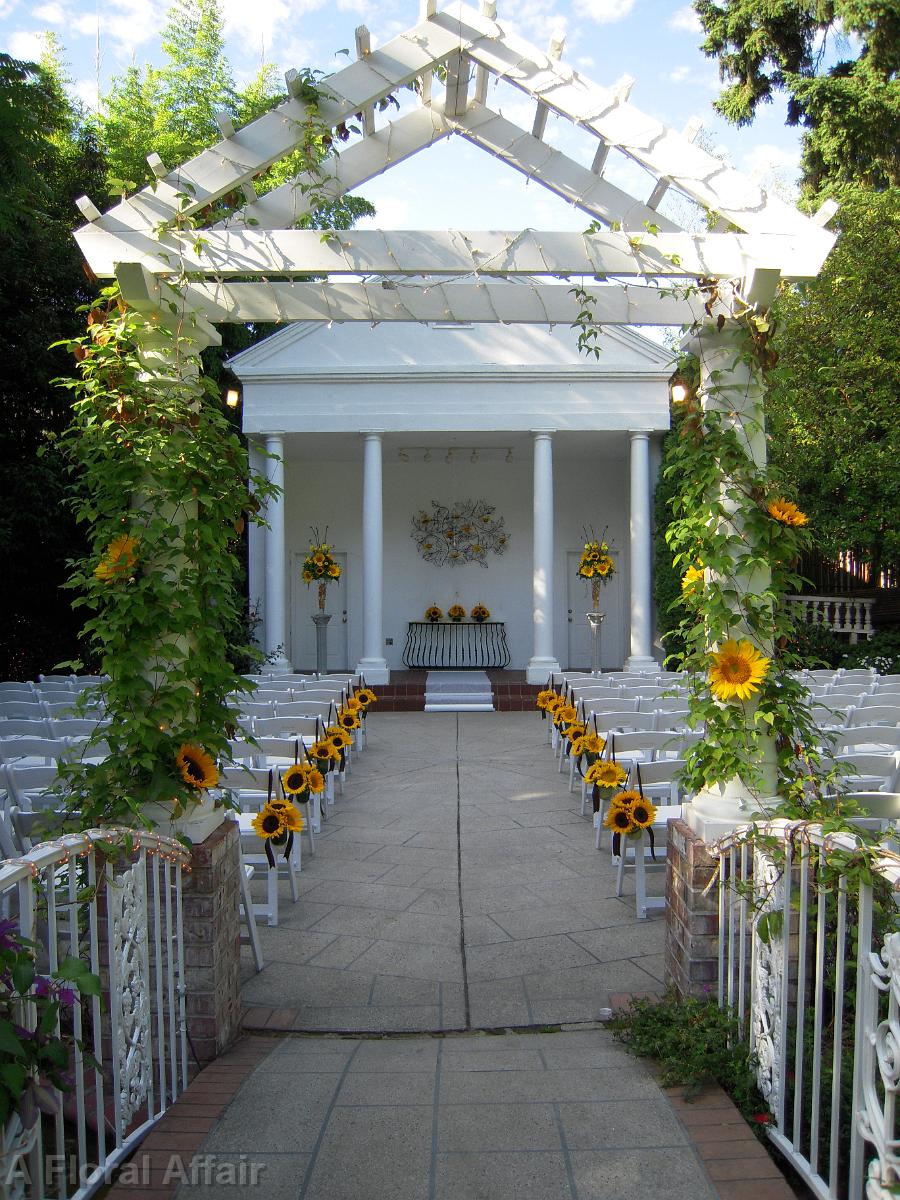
[51, 285, 277, 828]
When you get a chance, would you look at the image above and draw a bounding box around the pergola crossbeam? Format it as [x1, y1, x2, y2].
[76, 226, 829, 281]
[178, 279, 704, 325]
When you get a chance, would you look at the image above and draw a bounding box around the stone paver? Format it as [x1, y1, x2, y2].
[242, 711, 664, 1031]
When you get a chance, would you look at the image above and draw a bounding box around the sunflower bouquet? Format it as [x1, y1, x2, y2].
[251, 790, 305, 868]
[302, 529, 341, 611]
[355, 686, 377, 719]
[470, 603, 490, 622]
[337, 705, 361, 733]
[577, 529, 616, 609]
[310, 737, 342, 774]
[553, 702, 578, 729]
[448, 604, 466, 622]
[603, 788, 658, 858]
[570, 730, 606, 769]
[282, 760, 325, 800]
[425, 604, 443, 623]
[584, 757, 628, 819]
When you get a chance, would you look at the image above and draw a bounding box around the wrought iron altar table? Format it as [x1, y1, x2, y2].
[403, 621, 511, 669]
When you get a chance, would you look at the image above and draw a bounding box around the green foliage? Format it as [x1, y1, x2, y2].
[0, 917, 99, 1127]
[693, 0, 899, 197]
[610, 992, 764, 1115]
[53, 288, 277, 825]
[765, 188, 900, 571]
[0, 47, 107, 678]
[840, 628, 900, 672]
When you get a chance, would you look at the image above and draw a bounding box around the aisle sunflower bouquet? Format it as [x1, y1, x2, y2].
[583, 756, 628, 819]
[251, 769, 305, 868]
[535, 687, 559, 721]
[603, 785, 657, 858]
[355, 686, 378, 719]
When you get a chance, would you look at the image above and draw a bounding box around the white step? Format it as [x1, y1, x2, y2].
[424, 692, 493, 706]
[424, 702, 495, 712]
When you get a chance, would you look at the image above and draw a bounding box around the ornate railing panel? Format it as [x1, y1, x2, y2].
[716, 821, 900, 1200]
[786, 594, 875, 642]
[0, 829, 190, 1200]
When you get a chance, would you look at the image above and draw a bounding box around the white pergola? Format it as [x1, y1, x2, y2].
[74, 1, 837, 825]
[74, 0, 836, 335]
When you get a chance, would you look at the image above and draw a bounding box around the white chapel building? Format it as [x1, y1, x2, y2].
[230, 316, 673, 683]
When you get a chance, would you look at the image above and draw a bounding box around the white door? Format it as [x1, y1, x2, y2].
[566, 549, 623, 670]
[290, 552, 349, 671]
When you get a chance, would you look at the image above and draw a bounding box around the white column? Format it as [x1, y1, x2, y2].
[247, 438, 267, 645]
[262, 433, 292, 673]
[526, 432, 561, 684]
[355, 432, 390, 684]
[625, 431, 658, 673]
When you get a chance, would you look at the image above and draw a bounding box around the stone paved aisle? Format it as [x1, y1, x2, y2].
[162, 713, 731, 1199]
[241, 711, 665, 1031]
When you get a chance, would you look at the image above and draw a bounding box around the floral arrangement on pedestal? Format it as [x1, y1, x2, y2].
[577, 528, 616, 610]
[412, 499, 508, 567]
[470, 604, 490, 623]
[302, 529, 341, 611]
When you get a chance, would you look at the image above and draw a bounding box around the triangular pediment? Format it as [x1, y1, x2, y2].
[73, 1, 837, 333]
[228, 318, 671, 377]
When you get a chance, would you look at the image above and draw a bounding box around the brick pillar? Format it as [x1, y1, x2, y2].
[182, 817, 242, 1065]
[665, 817, 720, 997]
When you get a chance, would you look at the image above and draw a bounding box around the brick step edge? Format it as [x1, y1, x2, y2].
[608, 994, 797, 1200]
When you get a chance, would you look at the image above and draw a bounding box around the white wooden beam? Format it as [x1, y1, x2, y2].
[79, 15, 470, 233]
[590, 142, 609, 175]
[215, 111, 235, 139]
[75, 195, 102, 222]
[448, 1, 834, 256]
[443, 53, 471, 118]
[531, 32, 564, 140]
[76, 225, 826, 280]
[454, 104, 681, 231]
[355, 26, 376, 136]
[146, 153, 167, 179]
[217, 106, 451, 230]
[115, 262, 222, 347]
[180, 279, 703, 325]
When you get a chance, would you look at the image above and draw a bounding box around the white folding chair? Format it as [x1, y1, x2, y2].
[613, 761, 685, 919]
[827, 752, 900, 793]
[0, 718, 51, 738]
[848, 706, 900, 728]
[829, 726, 900, 755]
[0, 701, 46, 720]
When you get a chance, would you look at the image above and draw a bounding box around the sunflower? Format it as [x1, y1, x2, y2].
[306, 768, 325, 794]
[344, 696, 363, 713]
[176, 743, 218, 789]
[584, 760, 627, 790]
[563, 722, 586, 741]
[356, 688, 377, 706]
[327, 730, 353, 750]
[311, 739, 339, 761]
[94, 533, 138, 583]
[709, 639, 770, 702]
[604, 805, 635, 834]
[313, 552, 325, 566]
[544, 695, 563, 715]
[282, 763, 310, 795]
[425, 605, 443, 621]
[629, 797, 657, 829]
[251, 805, 286, 839]
[535, 690, 556, 710]
[302, 569, 313, 583]
[767, 498, 808, 527]
[328, 563, 341, 578]
[595, 556, 614, 576]
[554, 704, 578, 727]
[271, 800, 304, 832]
[582, 733, 606, 756]
[339, 710, 361, 730]
[681, 563, 704, 593]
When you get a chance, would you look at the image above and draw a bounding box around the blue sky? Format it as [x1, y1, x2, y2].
[2, 0, 805, 231]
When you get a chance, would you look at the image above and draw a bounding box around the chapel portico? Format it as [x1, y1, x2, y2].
[229, 319, 671, 682]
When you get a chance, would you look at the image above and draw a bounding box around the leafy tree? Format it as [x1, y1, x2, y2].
[0, 47, 107, 677]
[694, 0, 899, 197]
[766, 188, 900, 572]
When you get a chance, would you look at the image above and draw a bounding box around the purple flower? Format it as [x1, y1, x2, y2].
[57, 987, 76, 1008]
[0, 919, 20, 952]
[33, 976, 52, 999]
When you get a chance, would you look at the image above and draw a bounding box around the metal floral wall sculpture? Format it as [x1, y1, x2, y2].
[412, 500, 509, 567]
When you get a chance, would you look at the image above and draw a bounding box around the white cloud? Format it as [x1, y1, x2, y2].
[668, 65, 691, 83]
[8, 30, 46, 59]
[0, 0, 20, 17]
[668, 5, 702, 34]
[72, 0, 167, 57]
[72, 76, 101, 111]
[739, 143, 800, 198]
[32, 1, 65, 21]
[575, 55, 594, 69]
[219, 0, 295, 51]
[572, 0, 635, 23]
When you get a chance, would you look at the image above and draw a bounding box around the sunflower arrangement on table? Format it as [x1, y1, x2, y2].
[448, 604, 466, 622]
[470, 604, 490, 622]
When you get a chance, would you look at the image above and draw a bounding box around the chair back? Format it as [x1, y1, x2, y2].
[3, 764, 63, 809]
[49, 718, 104, 738]
[0, 701, 46, 720]
[0, 737, 70, 766]
[274, 700, 337, 723]
[831, 726, 900, 755]
[237, 701, 276, 718]
[254, 737, 318, 764]
[589, 710, 657, 735]
[40, 700, 83, 718]
[254, 718, 321, 741]
[0, 718, 51, 738]
[848, 706, 900, 728]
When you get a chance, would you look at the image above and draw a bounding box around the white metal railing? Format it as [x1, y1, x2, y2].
[0, 829, 191, 1200]
[787, 595, 875, 642]
[715, 819, 900, 1200]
